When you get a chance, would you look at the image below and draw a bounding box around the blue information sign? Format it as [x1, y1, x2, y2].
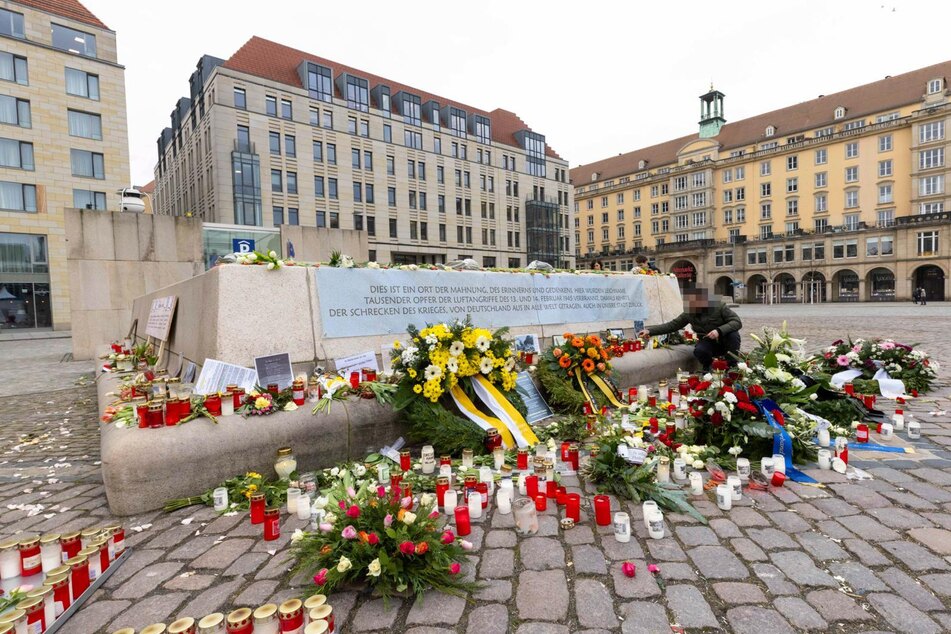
[232, 238, 255, 253]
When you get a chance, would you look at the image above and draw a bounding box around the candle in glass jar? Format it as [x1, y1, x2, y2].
[227, 607, 254, 634]
[493, 447, 505, 471]
[296, 494, 311, 520]
[727, 475, 742, 501]
[287, 487, 301, 514]
[657, 456, 670, 483]
[454, 505, 471, 536]
[517, 473, 527, 495]
[199, 613, 226, 634]
[760, 457, 775, 477]
[264, 507, 281, 541]
[220, 393, 235, 417]
[637, 385, 648, 403]
[534, 494, 547, 512]
[613, 512, 631, 543]
[278, 599, 304, 634]
[716, 484, 732, 510]
[467, 490, 482, 519]
[525, 475, 539, 498]
[772, 453, 786, 474]
[672, 458, 686, 480]
[647, 510, 664, 539]
[67, 555, 90, 598]
[477, 482, 489, 509]
[545, 479, 557, 499]
[232, 388, 246, 409]
[817, 428, 830, 447]
[736, 458, 751, 481]
[907, 420, 921, 439]
[40, 533, 62, 572]
[817, 449, 832, 470]
[461, 449, 474, 469]
[593, 495, 611, 526]
[565, 493, 581, 522]
[400, 450, 412, 472]
[250, 493, 266, 524]
[641, 500, 658, 529]
[0, 538, 19, 579]
[513, 497, 539, 535]
[19, 535, 41, 576]
[689, 471, 704, 495]
[497, 488, 512, 514]
[213, 487, 229, 512]
[443, 488, 458, 516]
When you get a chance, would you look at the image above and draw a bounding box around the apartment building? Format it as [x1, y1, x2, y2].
[0, 0, 129, 330]
[571, 62, 951, 302]
[153, 37, 573, 269]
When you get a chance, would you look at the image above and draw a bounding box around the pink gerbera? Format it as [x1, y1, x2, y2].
[836, 355, 850, 367]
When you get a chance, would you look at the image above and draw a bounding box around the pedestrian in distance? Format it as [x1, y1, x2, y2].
[919, 287, 927, 305]
[913, 288, 919, 304]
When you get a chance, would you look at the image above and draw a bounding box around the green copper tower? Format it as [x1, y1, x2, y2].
[699, 85, 726, 138]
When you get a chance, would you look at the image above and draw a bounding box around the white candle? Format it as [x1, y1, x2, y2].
[817, 449, 832, 470]
[727, 475, 742, 502]
[772, 454, 786, 474]
[377, 463, 390, 484]
[736, 458, 750, 481]
[496, 489, 512, 514]
[286, 488, 301, 514]
[493, 448, 505, 471]
[881, 423, 894, 439]
[467, 490, 482, 519]
[220, 397, 235, 417]
[760, 457, 775, 476]
[671, 392, 681, 407]
[893, 413, 905, 431]
[672, 459, 686, 480]
[517, 473, 527, 496]
[296, 494, 311, 520]
[421, 445, 435, 474]
[817, 428, 830, 447]
[907, 421, 921, 439]
[213, 487, 229, 512]
[657, 458, 670, 483]
[716, 484, 732, 510]
[614, 512, 631, 542]
[642, 500, 658, 529]
[647, 510, 664, 539]
[443, 488, 458, 515]
[689, 472, 704, 495]
[514, 497, 539, 535]
[638, 385, 648, 403]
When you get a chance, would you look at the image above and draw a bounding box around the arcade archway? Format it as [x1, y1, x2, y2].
[867, 267, 895, 301]
[914, 265, 945, 301]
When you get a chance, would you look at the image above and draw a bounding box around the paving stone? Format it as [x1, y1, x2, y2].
[806, 588, 874, 622]
[609, 559, 660, 598]
[620, 601, 670, 634]
[485, 529, 517, 548]
[564, 524, 595, 544]
[881, 569, 944, 611]
[796, 531, 850, 561]
[165, 534, 219, 560]
[163, 572, 216, 591]
[406, 591, 467, 626]
[102, 548, 164, 588]
[770, 511, 812, 533]
[868, 466, 916, 483]
[837, 515, 901, 541]
[713, 581, 767, 604]
[675, 525, 719, 546]
[815, 519, 854, 539]
[908, 527, 951, 554]
[658, 562, 697, 581]
[351, 597, 403, 632]
[881, 490, 939, 510]
[687, 545, 749, 579]
[770, 551, 837, 587]
[466, 604, 509, 634]
[599, 535, 644, 561]
[902, 481, 951, 503]
[107, 592, 189, 632]
[473, 579, 512, 602]
[233, 579, 279, 606]
[112, 562, 185, 599]
[515, 624, 569, 634]
[828, 484, 893, 509]
[516, 570, 569, 621]
[867, 592, 942, 633]
[571, 544, 608, 575]
[770, 486, 801, 504]
[843, 538, 892, 566]
[909, 467, 951, 485]
[813, 497, 861, 517]
[920, 572, 951, 597]
[726, 606, 795, 634]
[254, 551, 294, 579]
[729, 506, 770, 527]
[731, 537, 768, 562]
[480, 548, 515, 578]
[201, 511, 245, 534]
[646, 539, 686, 561]
[535, 515, 559, 537]
[665, 583, 719, 628]
[828, 561, 888, 594]
[575, 579, 619, 628]
[773, 597, 827, 630]
[867, 507, 932, 530]
[405, 628, 455, 634]
[223, 551, 269, 576]
[490, 510, 515, 528]
[519, 537, 565, 570]
[923, 512, 951, 530]
[746, 527, 798, 550]
[179, 576, 245, 619]
[791, 502, 828, 521]
[880, 540, 950, 571]
[190, 537, 255, 569]
[709, 517, 742, 538]
[58, 599, 131, 634]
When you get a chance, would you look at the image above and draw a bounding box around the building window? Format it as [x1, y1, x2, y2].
[273, 206, 284, 226]
[760, 183, 771, 197]
[787, 199, 798, 215]
[815, 148, 827, 165]
[878, 135, 892, 152]
[388, 187, 396, 207]
[878, 209, 895, 227]
[0, 8, 25, 39]
[367, 216, 376, 236]
[353, 149, 362, 169]
[353, 182, 363, 203]
[265, 95, 277, 117]
[845, 190, 858, 208]
[316, 211, 326, 228]
[269, 131, 280, 155]
[928, 78, 944, 94]
[0, 138, 33, 170]
[365, 151, 373, 171]
[280, 99, 292, 119]
[284, 135, 296, 157]
[920, 148, 944, 170]
[917, 231, 939, 255]
[844, 213, 860, 230]
[760, 225, 773, 240]
[919, 121, 944, 143]
[920, 202, 945, 214]
[404, 130, 422, 149]
[323, 111, 333, 129]
[271, 169, 282, 192]
[815, 218, 828, 233]
[329, 212, 339, 229]
[305, 63, 333, 102]
[73, 189, 106, 209]
[327, 144, 336, 164]
[65, 68, 100, 100]
[878, 159, 893, 177]
[0, 181, 37, 212]
[313, 141, 323, 161]
[360, 120, 369, 137]
[786, 177, 798, 193]
[70, 149, 104, 179]
[67, 110, 101, 140]
[813, 172, 826, 189]
[815, 194, 827, 212]
[920, 175, 944, 196]
[786, 155, 798, 170]
[438, 195, 445, 213]
[51, 23, 96, 57]
[845, 142, 858, 159]
[845, 166, 859, 183]
[348, 117, 357, 134]
[834, 106, 846, 119]
[233, 87, 246, 109]
[314, 176, 325, 197]
[328, 178, 338, 199]
[345, 75, 369, 112]
[383, 124, 391, 143]
[760, 161, 771, 176]
[287, 172, 297, 194]
[878, 184, 893, 204]
[760, 203, 771, 219]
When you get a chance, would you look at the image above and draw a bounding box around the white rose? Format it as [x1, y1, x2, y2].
[291, 529, 304, 544]
[314, 496, 329, 509]
[268, 250, 277, 259]
[330, 467, 340, 477]
[367, 261, 381, 269]
[401, 511, 417, 525]
[354, 464, 367, 476]
[692, 460, 705, 470]
[420, 493, 435, 507]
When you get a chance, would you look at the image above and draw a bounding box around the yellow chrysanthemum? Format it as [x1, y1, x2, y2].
[407, 368, 417, 378]
[413, 384, 423, 394]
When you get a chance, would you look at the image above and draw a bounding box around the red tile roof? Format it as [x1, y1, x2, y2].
[571, 59, 951, 186]
[11, 0, 108, 29]
[222, 36, 562, 160]
[139, 180, 155, 194]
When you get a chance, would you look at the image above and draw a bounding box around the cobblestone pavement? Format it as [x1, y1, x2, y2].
[3, 304, 951, 632]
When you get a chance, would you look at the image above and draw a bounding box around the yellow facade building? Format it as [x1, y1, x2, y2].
[571, 61, 951, 302]
[0, 0, 129, 330]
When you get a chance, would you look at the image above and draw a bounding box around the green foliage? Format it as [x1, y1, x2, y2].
[534, 415, 591, 443]
[536, 362, 586, 414]
[403, 400, 487, 455]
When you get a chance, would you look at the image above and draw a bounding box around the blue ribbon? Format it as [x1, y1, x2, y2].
[754, 398, 818, 484]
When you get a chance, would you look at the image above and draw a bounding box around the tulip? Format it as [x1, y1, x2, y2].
[376, 486, 386, 498]
[449, 562, 461, 575]
[622, 561, 636, 578]
[441, 530, 455, 544]
[460, 540, 474, 551]
[313, 568, 328, 586]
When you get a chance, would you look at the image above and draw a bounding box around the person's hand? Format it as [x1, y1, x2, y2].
[705, 330, 720, 340]
[637, 329, 650, 339]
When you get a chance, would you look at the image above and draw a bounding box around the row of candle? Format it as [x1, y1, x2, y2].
[0, 525, 126, 633]
[108, 595, 335, 634]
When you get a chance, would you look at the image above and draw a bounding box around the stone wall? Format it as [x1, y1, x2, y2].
[67, 209, 204, 360]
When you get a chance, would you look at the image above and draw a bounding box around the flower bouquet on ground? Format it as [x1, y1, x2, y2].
[819, 338, 939, 393]
[685, 371, 776, 458]
[163, 471, 289, 513]
[538, 333, 617, 413]
[290, 466, 476, 601]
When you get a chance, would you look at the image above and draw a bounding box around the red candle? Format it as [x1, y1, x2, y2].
[525, 475, 539, 498]
[440, 455, 452, 466]
[292, 380, 306, 405]
[649, 417, 659, 434]
[164, 399, 181, 426]
[534, 494, 547, 511]
[560, 442, 571, 462]
[863, 394, 875, 409]
[556, 487, 567, 506]
[435, 477, 449, 508]
[267, 383, 280, 395]
[349, 372, 360, 389]
[648, 395, 657, 407]
[51, 574, 71, 615]
[366, 369, 377, 382]
[594, 495, 611, 525]
[18, 536, 41, 576]
[232, 388, 245, 409]
[568, 447, 580, 471]
[517, 449, 529, 471]
[666, 423, 676, 441]
[477, 482, 489, 509]
[250, 493, 265, 524]
[770, 471, 786, 487]
[136, 402, 149, 429]
[634, 340, 643, 351]
[68, 556, 90, 598]
[628, 387, 637, 403]
[264, 507, 280, 541]
[566, 493, 581, 522]
[147, 404, 164, 428]
[546, 479, 558, 499]
[179, 397, 191, 418]
[856, 424, 869, 443]
[524, 352, 534, 365]
[583, 402, 592, 415]
[204, 393, 222, 416]
[400, 450, 412, 472]
[454, 505, 471, 536]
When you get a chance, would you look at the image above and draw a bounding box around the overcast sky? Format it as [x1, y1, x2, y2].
[87, 0, 951, 186]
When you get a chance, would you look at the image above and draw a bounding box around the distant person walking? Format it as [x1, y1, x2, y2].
[919, 287, 927, 305]
[913, 288, 920, 304]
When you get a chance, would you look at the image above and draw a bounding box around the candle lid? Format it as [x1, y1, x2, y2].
[264, 506, 279, 516]
[65, 555, 88, 567]
[276, 446, 293, 456]
[167, 617, 195, 633]
[305, 620, 329, 634]
[111, 629, 136, 634]
[0, 623, 14, 634]
[78, 546, 98, 558]
[303, 594, 327, 610]
[17, 535, 39, 548]
[279, 598, 303, 616]
[39, 533, 61, 544]
[0, 610, 25, 624]
[46, 564, 70, 577]
[25, 586, 51, 599]
[140, 625, 167, 634]
[250, 492, 265, 501]
[17, 596, 43, 610]
[168, 377, 181, 383]
[198, 613, 224, 628]
[79, 526, 101, 537]
[253, 603, 277, 619]
[309, 604, 332, 619]
[43, 573, 69, 587]
[559, 518, 575, 530]
[226, 607, 252, 625]
[0, 538, 17, 551]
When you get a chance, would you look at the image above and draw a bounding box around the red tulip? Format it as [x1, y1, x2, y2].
[449, 562, 461, 575]
[313, 568, 328, 586]
[622, 561, 636, 578]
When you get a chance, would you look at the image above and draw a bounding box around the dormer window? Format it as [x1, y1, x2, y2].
[765, 125, 775, 137]
[928, 78, 944, 94]
[834, 106, 846, 120]
[590, 172, 599, 182]
[638, 160, 647, 170]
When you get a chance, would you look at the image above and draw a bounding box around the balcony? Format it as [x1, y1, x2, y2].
[896, 211, 951, 226]
[655, 238, 714, 252]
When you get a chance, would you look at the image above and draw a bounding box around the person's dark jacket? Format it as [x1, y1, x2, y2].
[646, 302, 742, 338]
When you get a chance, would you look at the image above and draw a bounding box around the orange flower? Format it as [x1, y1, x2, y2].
[559, 355, 572, 369]
[600, 349, 609, 360]
[562, 332, 573, 340]
[320, 545, 332, 555]
[586, 335, 602, 346]
[597, 362, 606, 372]
[358, 531, 370, 543]
[582, 358, 596, 373]
[587, 347, 599, 359]
[415, 541, 429, 555]
[571, 337, 585, 349]
[398, 508, 407, 521]
[552, 348, 563, 357]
